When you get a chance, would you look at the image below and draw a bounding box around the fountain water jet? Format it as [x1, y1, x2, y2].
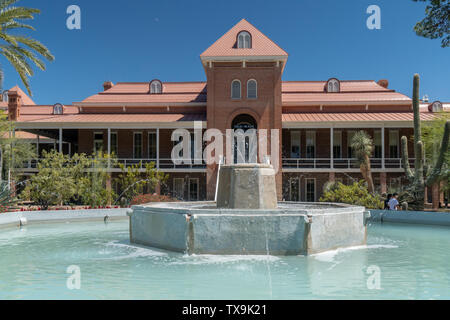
[128, 164, 369, 255]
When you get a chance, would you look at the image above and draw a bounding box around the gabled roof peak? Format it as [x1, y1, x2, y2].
[200, 19, 288, 59]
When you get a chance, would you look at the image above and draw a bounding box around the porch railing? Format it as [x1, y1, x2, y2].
[282, 158, 415, 170]
[19, 158, 207, 170]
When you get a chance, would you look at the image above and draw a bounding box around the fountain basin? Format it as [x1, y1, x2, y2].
[128, 202, 369, 255]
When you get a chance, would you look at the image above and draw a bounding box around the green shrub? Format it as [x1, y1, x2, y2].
[320, 180, 384, 209]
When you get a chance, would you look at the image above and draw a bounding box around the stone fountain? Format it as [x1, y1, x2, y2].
[128, 164, 369, 255]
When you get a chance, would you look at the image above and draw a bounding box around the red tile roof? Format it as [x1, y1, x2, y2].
[282, 111, 437, 123]
[200, 19, 288, 58]
[80, 82, 207, 105]
[76, 80, 409, 106]
[9, 85, 36, 105]
[17, 113, 205, 124]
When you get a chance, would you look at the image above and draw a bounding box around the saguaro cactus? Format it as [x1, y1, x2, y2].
[401, 74, 450, 210]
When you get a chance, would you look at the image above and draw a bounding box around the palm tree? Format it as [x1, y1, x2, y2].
[0, 0, 54, 95]
[351, 130, 375, 194]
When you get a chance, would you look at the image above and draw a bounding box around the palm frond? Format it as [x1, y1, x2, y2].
[0, 2, 53, 96]
[0, 0, 19, 11]
[12, 35, 54, 61]
[0, 45, 32, 93]
[0, 20, 35, 31]
[0, 6, 40, 24]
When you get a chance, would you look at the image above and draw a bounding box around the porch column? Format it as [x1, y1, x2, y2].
[330, 127, 334, 169]
[381, 125, 385, 169]
[380, 172, 387, 194]
[36, 135, 40, 157]
[156, 128, 160, 169]
[59, 128, 63, 153]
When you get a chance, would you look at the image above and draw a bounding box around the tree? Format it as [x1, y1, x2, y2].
[21, 150, 88, 209]
[401, 74, 450, 210]
[77, 152, 117, 207]
[413, 0, 450, 48]
[114, 161, 168, 206]
[351, 130, 375, 194]
[0, 0, 54, 95]
[0, 110, 36, 183]
[320, 181, 384, 209]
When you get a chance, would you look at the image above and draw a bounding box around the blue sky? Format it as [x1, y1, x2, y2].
[2, 0, 449, 105]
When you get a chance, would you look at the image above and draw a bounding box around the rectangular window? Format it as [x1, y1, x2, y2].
[389, 130, 399, 158]
[347, 130, 356, 158]
[305, 179, 316, 202]
[374, 130, 382, 158]
[188, 178, 199, 201]
[305, 131, 315, 159]
[333, 130, 342, 159]
[94, 132, 103, 154]
[173, 178, 184, 200]
[148, 131, 157, 159]
[110, 132, 118, 156]
[133, 132, 143, 159]
[290, 178, 300, 202]
[290, 131, 301, 158]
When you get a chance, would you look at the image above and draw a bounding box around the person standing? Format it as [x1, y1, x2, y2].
[388, 193, 400, 211]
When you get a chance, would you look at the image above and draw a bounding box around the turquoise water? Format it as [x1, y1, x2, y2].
[0, 220, 448, 299]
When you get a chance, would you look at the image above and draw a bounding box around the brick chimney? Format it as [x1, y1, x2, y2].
[103, 81, 114, 91]
[7, 91, 21, 121]
[377, 79, 389, 88]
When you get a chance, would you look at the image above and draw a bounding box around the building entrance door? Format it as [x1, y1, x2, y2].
[231, 114, 257, 164]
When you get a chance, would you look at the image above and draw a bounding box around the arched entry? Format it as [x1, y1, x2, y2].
[231, 114, 257, 164]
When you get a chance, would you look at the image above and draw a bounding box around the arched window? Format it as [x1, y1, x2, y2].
[429, 101, 443, 113]
[326, 78, 340, 93]
[150, 80, 162, 94]
[247, 79, 257, 99]
[237, 31, 251, 49]
[53, 103, 64, 115]
[231, 80, 241, 99]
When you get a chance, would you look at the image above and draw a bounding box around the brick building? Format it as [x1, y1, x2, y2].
[6, 19, 448, 204]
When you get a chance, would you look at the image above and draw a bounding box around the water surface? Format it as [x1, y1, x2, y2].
[0, 220, 448, 299]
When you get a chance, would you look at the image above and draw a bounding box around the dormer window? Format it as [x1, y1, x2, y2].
[53, 103, 64, 115]
[429, 101, 443, 113]
[2, 90, 9, 102]
[150, 80, 162, 94]
[237, 31, 251, 49]
[326, 78, 340, 93]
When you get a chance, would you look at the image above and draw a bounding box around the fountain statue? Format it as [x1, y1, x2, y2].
[128, 164, 369, 255]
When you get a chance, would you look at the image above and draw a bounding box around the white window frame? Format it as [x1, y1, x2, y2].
[389, 130, 399, 158]
[231, 79, 241, 99]
[133, 132, 143, 159]
[305, 131, 316, 159]
[305, 178, 316, 202]
[327, 79, 340, 93]
[53, 104, 64, 115]
[93, 131, 104, 153]
[188, 178, 199, 201]
[173, 178, 184, 200]
[110, 131, 118, 156]
[247, 79, 257, 99]
[374, 130, 382, 159]
[290, 131, 301, 158]
[148, 131, 157, 159]
[150, 80, 162, 94]
[237, 31, 251, 49]
[333, 130, 342, 159]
